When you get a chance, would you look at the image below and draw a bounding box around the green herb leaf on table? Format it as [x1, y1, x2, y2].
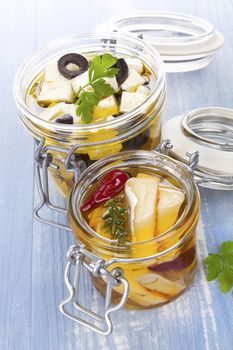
[204, 241, 233, 293]
[76, 53, 119, 123]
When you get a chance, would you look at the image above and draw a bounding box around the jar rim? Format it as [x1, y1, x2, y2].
[95, 11, 224, 73]
[69, 150, 199, 261]
[13, 31, 165, 135]
[97, 11, 215, 44]
[162, 107, 233, 189]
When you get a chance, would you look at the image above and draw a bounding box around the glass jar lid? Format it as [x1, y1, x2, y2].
[162, 107, 233, 190]
[95, 11, 224, 72]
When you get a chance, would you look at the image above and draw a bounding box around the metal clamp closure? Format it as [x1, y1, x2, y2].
[155, 139, 173, 155]
[34, 138, 88, 230]
[60, 245, 129, 336]
[186, 151, 199, 175]
[155, 139, 199, 176]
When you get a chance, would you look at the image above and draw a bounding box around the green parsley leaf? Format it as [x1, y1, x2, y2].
[92, 78, 115, 98]
[89, 53, 118, 82]
[220, 241, 233, 256]
[218, 268, 233, 293]
[204, 241, 233, 294]
[76, 91, 99, 124]
[75, 53, 119, 123]
[204, 254, 222, 281]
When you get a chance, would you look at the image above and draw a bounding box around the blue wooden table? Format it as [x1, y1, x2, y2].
[1, 0, 233, 349]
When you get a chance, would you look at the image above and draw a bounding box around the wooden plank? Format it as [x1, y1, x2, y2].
[0, 0, 37, 349]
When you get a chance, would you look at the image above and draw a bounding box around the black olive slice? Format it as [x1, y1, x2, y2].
[123, 129, 150, 150]
[58, 53, 88, 80]
[55, 114, 73, 124]
[115, 58, 128, 85]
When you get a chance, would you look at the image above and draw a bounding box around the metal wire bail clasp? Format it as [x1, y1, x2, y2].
[34, 138, 72, 230]
[33, 138, 89, 230]
[60, 245, 129, 336]
[186, 151, 199, 175]
[155, 139, 173, 155]
[155, 139, 199, 176]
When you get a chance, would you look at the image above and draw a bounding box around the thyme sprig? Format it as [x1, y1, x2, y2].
[102, 196, 128, 243]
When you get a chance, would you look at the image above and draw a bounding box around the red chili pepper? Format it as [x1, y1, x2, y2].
[81, 169, 129, 212]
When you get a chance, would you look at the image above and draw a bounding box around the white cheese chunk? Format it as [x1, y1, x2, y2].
[125, 182, 138, 234]
[121, 69, 145, 91]
[37, 81, 73, 104]
[72, 72, 119, 94]
[39, 102, 66, 121]
[93, 95, 119, 120]
[104, 77, 119, 92]
[97, 95, 117, 110]
[44, 60, 65, 82]
[136, 85, 151, 95]
[124, 177, 158, 241]
[38, 102, 81, 123]
[120, 91, 148, 113]
[157, 186, 185, 234]
[71, 71, 89, 93]
[124, 57, 144, 73]
[142, 75, 150, 84]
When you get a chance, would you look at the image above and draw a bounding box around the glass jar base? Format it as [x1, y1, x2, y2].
[91, 267, 196, 310]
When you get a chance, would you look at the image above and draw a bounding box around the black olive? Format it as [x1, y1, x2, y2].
[123, 129, 150, 150]
[115, 58, 128, 85]
[55, 114, 73, 124]
[58, 53, 88, 79]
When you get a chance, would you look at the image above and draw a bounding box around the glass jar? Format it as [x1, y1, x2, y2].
[13, 32, 166, 197]
[62, 150, 199, 328]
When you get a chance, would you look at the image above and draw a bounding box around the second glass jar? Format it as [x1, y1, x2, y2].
[68, 150, 200, 309]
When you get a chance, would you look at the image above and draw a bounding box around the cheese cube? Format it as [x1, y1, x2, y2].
[121, 70, 145, 91]
[136, 85, 151, 95]
[124, 57, 144, 73]
[157, 186, 185, 234]
[92, 95, 119, 120]
[72, 72, 118, 94]
[71, 71, 89, 93]
[37, 81, 73, 105]
[104, 77, 119, 92]
[44, 60, 65, 82]
[120, 91, 148, 113]
[39, 102, 81, 123]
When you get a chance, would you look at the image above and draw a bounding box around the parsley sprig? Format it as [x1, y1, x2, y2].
[102, 196, 128, 243]
[204, 241, 233, 294]
[75, 53, 119, 123]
